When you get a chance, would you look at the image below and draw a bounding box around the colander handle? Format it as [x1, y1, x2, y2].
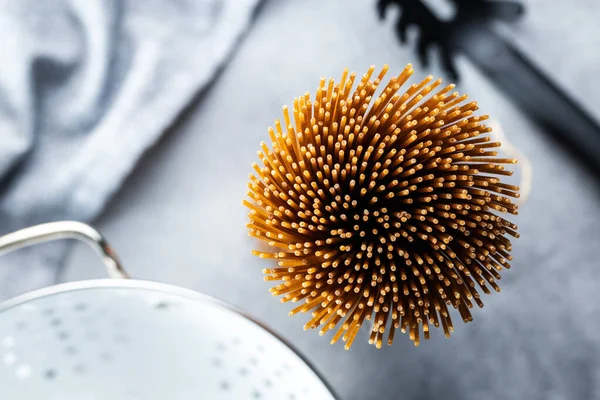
[0, 221, 129, 279]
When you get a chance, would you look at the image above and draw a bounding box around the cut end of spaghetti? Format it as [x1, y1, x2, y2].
[245, 64, 519, 349]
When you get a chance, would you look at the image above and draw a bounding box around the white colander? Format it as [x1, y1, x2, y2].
[0, 222, 338, 400]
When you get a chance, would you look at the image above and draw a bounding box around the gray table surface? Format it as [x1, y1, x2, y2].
[63, 0, 600, 399]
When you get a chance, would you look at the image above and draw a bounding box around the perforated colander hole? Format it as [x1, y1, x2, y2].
[219, 381, 230, 391]
[249, 356, 258, 366]
[114, 335, 130, 345]
[57, 331, 69, 341]
[239, 367, 249, 376]
[65, 346, 78, 355]
[16, 321, 27, 330]
[256, 344, 265, 353]
[216, 342, 227, 351]
[114, 318, 127, 327]
[252, 389, 262, 398]
[264, 379, 272, 388]
[73, 364, 86, 375]
[44, 369, 58, 380]
[85, 330, 98, 341]
[50, 318, 62, 327]
[74, 303, 87, 312]
[100, 352, 113, 362]
[155, 301, 170, 310]
[211, 358, 222, 367]
[288, 394, 296, 400]
[274, 369, 282, 378]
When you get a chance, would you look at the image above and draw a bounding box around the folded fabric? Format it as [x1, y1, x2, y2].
[0, 0, 260, 299]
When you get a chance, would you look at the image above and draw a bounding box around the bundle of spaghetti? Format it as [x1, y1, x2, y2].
[244, 64, 519, 349]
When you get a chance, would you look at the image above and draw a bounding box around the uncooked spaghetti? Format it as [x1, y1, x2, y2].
[244, 65, 519, 349]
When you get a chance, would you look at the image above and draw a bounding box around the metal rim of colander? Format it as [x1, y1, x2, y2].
[0, 278, 341, 399]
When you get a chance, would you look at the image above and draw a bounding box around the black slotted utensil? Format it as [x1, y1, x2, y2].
[378, 0, 600, 175]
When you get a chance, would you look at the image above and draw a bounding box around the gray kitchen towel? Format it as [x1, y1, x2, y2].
[0, 0, 260, 298]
